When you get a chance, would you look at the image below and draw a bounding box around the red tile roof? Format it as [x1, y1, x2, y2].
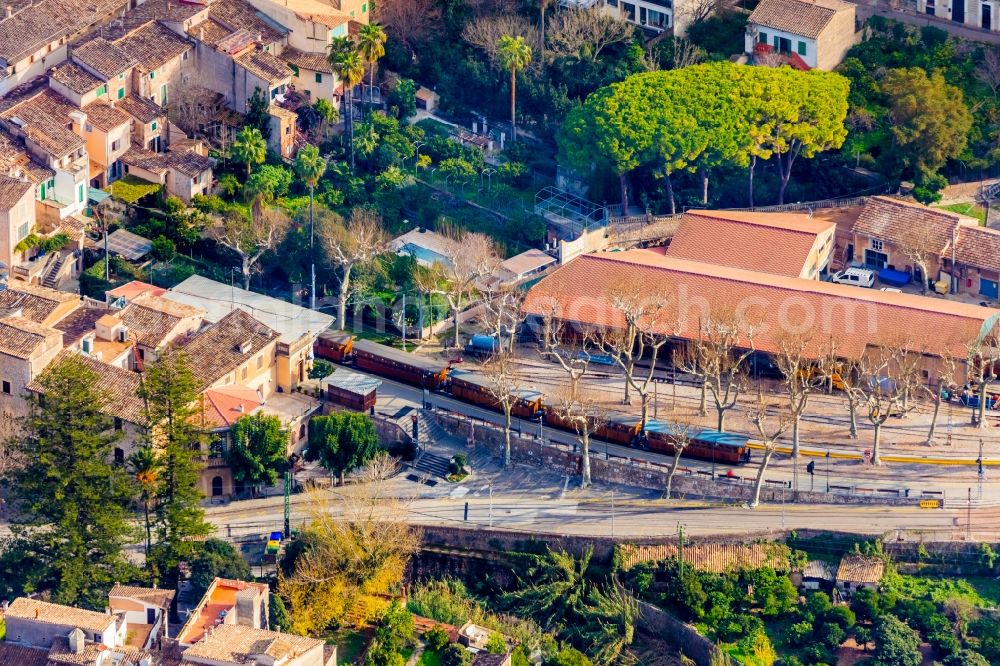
[198, 386, 262, 429]
[666, 210, 835, 277]
[522, 249, 998, 359]
[852, 196, 969, 255]
[748, 0, 853, 39]
[954, 224, 1000, 274]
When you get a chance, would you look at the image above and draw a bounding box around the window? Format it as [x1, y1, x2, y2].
[290, 64, 299, 76]
[149, 70, 155, 80]
[182, 49, 189, 61]
[151, 121, 157, 130]
[257, 355, 263, 369]
[119, 73, 124, 80]
[871, 239, 883, 251]
[241, 367, 248, 380]
[114, 447, 124, 464]
[118, 87, 125, 99]
[96, 84, 107, 96]
[1, 381, 10, 394]
[114, 417, 123, 431]
[797, 41, 806, 56]
[315, 72, 322, 83]
[39, 182, 45, 200]
[758, 31, 768, 44]
[160, 84, 167, 104]
[77, 183, 84, 203]
[111, 139, 120, 152]
[17, 222, 29, 241]
[93, 634, 100, 642]
[361, 2, 366, 11]
[85, 123, 93, 132]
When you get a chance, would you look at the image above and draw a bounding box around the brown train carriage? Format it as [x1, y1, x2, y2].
[315, 331, 354, 362]
[448, 371, 543, 418]
[644, 422, 751, 465]
[352, 339, 449, 389]
[596, 412, 643, 446]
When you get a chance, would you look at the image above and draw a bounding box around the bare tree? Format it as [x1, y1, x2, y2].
[374, 0, 440, 55]
[978, 48, 1000, 97]
[922, 350, 958, 444]
[676, 0, 728, 26]
[551, 387, 607, 488]
[838, 358, 864, 439]
[596, 280, 672, 427]
[462, 14, 540, 66]
[319, 208, 389, 331]
[411, 262, 446, 341]
[539, 309, 593, 399]
[480, 281, 525, 354]
[547, 7, 632, 61]
[746, 394, 791, 508]
[773, 333, 821, 458]
[480, 352, 524, 467]
[439, 231, 500, 349]
[670, 37, 704, 70]
[679, 311, 756, 432]
[966, 327, 1000, 429]
[663, 420, 695, 500]
[896, 224, 944, 294]
[211, 203, 289, 290]
[849, 342, 920, 465]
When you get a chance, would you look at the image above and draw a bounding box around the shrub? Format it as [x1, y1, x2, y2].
[441, 644, 472, 666]
[485, 632, 507, 655]
[825, 605, 856, 630]
[424, 627, 449, 652]
[821, 623, 846, 649]
[309, 359, 333, 379]
[788, 621, 814, 645]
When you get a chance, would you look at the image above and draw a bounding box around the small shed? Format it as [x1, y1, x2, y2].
[798, 560, 835, 590]
[415, 86, 439, 112]
[322, 370, 381, 412]
[835, 555, 884, 595]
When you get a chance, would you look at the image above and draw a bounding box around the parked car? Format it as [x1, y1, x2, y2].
[830, 268, 876, 288]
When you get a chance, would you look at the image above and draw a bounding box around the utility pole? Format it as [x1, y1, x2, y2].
[654, 379, 658, 419]
[967, 487, 972, 541]
[488, 479, 494, 529]
[826, 450, 831, 493]
[978, 438, 985, 500]
[401, 292, 406, 350]
[677, 523, 685, 578]
[283, 469, 291, 538]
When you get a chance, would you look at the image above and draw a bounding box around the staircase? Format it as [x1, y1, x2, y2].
[406, 409, 459, 479]
[410, 451, 452, 478]
[41, 252, 65, 289]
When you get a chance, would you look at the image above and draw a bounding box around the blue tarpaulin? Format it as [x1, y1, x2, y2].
[878, 267, 911, 287]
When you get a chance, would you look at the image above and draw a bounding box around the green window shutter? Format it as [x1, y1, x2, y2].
[151, 121, 157, 130]
[290, 64, 299, 76]
[315, 72, 322, 83]
[361, 3, 366, 11]
[150, 71, 155, 80]
[39, 182, 45, 200]
[758, 32, 767, 44]
[773, 35, 779, 48]
[118, 87, 125, 99]
[797, 41, 806, 56]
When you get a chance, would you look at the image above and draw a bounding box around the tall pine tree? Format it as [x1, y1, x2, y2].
[139, 349, 210, 581]
[8, 355, 137, 608]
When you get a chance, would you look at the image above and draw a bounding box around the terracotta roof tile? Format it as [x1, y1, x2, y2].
[0, 644, 49, 666]
[106, 280, 166, 301]
[666, 210, 835, 277]
[836, 555, 885, 583]
[0, 0, 124, 64]
[49, 61, 104, 95]
[282, 46, 332, 74]
[748, 0, 853, 39]
[53, 305, 109, 345]
[3, 597, 117, 633]
[199, 386, 262, 429]
[954, 225, 1000, 274]
[852, 196, 967, 255]
[0, 315, 60, 358]
[0, 88, 85, 158]
[117, 95, 163, 124]
[0, 127, 54, 183]
[0, 172, 32, 208]
[208, 0, 286, 44]
[29, 350, 146, 424]
[122, 145, 169, 174]
[72, 37, 138, 79]
[83, 101, 132, 131]
[163, 149, 214, 176]
[181, 624, 323, 665]
[522, 249, 998, 360]
[235, 47, 293, 84]
[109, 583, 176, 609]
[179, 309, 278, 389]
[114, 20, 193, 72]
[0, 280, 78, 323]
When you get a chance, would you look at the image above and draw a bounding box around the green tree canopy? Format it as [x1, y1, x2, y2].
[232, 127, 267, 177]
[6, 355, 137, 608]
[227, 412, 288, 490]
[305, 411, 381, 481]
[189, 538, 253, 599]
[881, 67, 972, 193]
[873, 615, 921, 666]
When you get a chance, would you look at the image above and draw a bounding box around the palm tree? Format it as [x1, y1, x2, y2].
[328, 37, 366, 169]
[129, 445, 160, 559]
[357, 23, 387, 117]
[496, 35, 532, 144]
[294, 144, 327, 310]
[232, 127, 266, 178]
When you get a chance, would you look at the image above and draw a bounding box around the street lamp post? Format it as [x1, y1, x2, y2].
[413, 142, 426, 176]
[826, 449, 831, 493]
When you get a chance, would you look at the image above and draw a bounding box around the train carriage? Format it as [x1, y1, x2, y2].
[644, 421, 751, 465]
[352, 339, 450, 389]
[448, 370, 544, 418]
[314, 331, 354, 362]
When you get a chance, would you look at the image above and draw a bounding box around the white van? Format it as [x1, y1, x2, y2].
[830, 267, 876, 288]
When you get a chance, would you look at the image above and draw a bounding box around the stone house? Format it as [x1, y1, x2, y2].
[2, 597, 126, 648]
[835, 555, 885, 595]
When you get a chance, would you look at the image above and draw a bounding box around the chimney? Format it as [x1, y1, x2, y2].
[5, 6, 12, 18]
[68, 628, 85, 655]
